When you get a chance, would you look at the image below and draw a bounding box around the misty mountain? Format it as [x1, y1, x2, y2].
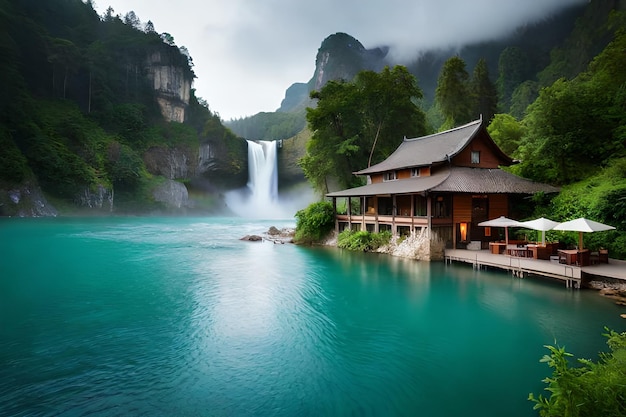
[227, 1, 612, 139]
[226, 33, 389, 140]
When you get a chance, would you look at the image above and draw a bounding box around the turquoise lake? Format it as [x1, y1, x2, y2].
[0, 217, 624, 416]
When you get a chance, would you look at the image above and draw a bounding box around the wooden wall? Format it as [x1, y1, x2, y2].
[488, 194, 508, 218]
[453, 194, 472, 224]
[451, 133, 506, 169]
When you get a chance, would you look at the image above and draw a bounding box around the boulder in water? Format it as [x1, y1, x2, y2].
[240, 234, 263, 242]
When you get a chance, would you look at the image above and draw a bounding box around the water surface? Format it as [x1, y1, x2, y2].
[0, 217, 623, 416]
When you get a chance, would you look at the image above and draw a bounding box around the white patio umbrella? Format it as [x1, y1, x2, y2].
[518, 217, 560, 245]
[478, 216, 522, 246]
[552, 217, 616, 250]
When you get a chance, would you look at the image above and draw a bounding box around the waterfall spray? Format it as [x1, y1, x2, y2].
[224, 139, 315, 219]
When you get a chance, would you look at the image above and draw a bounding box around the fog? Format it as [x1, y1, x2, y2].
[103, 0, 587, 120]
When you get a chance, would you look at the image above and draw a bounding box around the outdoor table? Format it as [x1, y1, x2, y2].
[489, 242, 507, 254]
[558, 249, 590, 266]
[527, 244, 551, 260]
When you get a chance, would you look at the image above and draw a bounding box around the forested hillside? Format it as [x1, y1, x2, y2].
[296, 1, 626, 257]
[0, 0, 246, 216]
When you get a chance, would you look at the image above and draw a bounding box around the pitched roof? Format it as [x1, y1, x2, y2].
[326, 168, 450, 197]
[325, 166, 559, 197]
[355, 120, 481, 175]
[432, 167, 560, 194]
[354, 119, 512, 175]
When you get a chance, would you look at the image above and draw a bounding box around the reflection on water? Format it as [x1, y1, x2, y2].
[0, 217, 623, 416]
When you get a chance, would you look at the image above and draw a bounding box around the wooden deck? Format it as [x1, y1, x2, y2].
[444, 249, 626, 289]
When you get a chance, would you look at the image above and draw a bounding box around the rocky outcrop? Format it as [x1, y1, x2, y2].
[144, 146, 196, 179]
[152, 179, 189, 210]
[311, 32, 388, 91]
[145, 51, 192, 123]
[197, 140, 248, 188]
[277, 129, 309, 187]
[240, 235, 263, 242]
[278, 82, 311, 113]
[0, 182, 57, 217]
[376, 228, 434, 260]
[75, 184, 114, 212]
[241, 226, 296, 243]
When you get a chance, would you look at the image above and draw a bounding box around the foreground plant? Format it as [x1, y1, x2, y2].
[528, 327, 626, 417]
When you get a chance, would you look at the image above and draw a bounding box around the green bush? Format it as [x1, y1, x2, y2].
[294, 201, 335, 244]
[337, 229, 392, 251]
[529, 328, 626, 417]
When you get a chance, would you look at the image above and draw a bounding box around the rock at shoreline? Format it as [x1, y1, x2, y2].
[264, 226, 295, 244]
[598, 288, 626, 306]
[240, 227, 296, 243]
[240, 235, 263, 242]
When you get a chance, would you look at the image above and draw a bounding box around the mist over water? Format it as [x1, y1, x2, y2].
[225, 140, 315, 219]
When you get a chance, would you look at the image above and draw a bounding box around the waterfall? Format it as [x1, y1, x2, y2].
[246, 140, 278, 205]
[224, 139, 315, 219]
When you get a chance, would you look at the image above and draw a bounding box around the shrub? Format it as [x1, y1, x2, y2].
[337, 229, 392, 251]
[294, 201, 335, 244]
[528, 328, 626, 417]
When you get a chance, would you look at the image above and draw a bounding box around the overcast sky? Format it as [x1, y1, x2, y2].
[99, 0, 586, 121]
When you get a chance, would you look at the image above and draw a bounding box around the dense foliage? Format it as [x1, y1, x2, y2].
[226, 110, 306, 141]
[294, 201, 336, 244]
[435, 56, 498, 129]
[0, 0, 245, 213]
[514, 29, 626, 185]
[301, 65, 427, 193]
[529, 328, 626, 417]
[435, 56, 472, 129]
[337, 229, 392, 251]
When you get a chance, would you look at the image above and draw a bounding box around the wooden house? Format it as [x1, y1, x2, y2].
[326, 119, 559, 259]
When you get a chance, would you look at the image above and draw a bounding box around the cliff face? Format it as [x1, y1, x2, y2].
[0, 182, 58, 217]
[75, 185, 114, 212]
[145, 51, 192, 123]
[152, 179, 190, 210]
[277, 33, 388, 114]
[144, 146, 196, 180]
[310, 32, 389, 91]
[197, 139, 247, 183]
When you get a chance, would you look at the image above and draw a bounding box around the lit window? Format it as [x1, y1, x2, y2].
[383, 171, 397, 181]
[411, 168, 421, 177]
[471, 151, 480, 164]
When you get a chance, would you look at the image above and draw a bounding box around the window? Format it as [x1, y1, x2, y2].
[383, 171, 397, 181]
[433, 195, 451, 218]
[471, 151, 480, 164]
[414, 195, 427, 216]
[411, 168, 421, 177]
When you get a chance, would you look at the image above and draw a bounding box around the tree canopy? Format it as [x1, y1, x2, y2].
[301, 65, 427, 193]
[514, 29, 626, 185]
[435, 56, 473, 129]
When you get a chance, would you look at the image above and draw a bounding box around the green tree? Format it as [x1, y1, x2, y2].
[497, 46, 530, 112]
[487, 114, 524, 157]
[303, 66, 427, 193]
[123, 11, 141, 30]
[509, 80, 539, 120]
[470, 58, 498, 123]
[435, 56, 472, 129]
[516, 29, 626, 185]
[47, 37, 82, 98]
[294, 201, 336, 244]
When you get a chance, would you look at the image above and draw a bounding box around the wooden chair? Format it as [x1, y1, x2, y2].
[599, 249, 609, 264]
